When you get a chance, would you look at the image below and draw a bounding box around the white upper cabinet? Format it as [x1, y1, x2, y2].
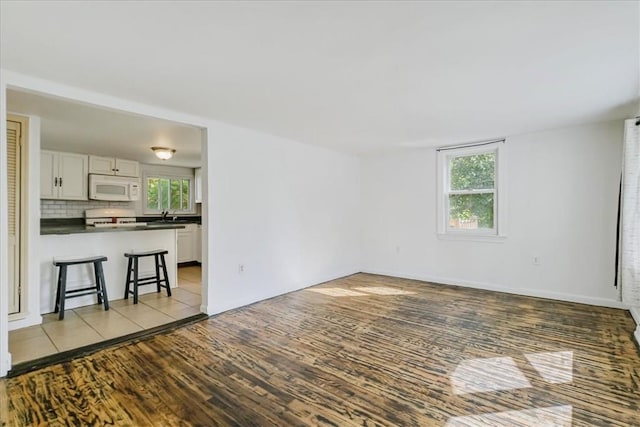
[40, 150, 57, 199]
[89, 155, 139, 177]
[194, 167, 202, 203]
[115, 158, 139, 177]
[41, 150, 88, 200]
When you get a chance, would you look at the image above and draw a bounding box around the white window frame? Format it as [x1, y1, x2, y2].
[143, 173, 196, 215]
[436, 140, 507, 241]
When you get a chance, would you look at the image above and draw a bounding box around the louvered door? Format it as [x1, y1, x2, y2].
[7, 120, 21, 314]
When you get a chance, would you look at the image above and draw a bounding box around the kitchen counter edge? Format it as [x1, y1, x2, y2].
[41, 223, 186, 236]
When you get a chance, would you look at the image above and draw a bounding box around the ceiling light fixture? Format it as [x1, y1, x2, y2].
[151, 146, 176, 160]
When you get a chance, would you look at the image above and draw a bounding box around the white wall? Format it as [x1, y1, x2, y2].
[361, 120, 625, 307]
[208, 122, 361, 313]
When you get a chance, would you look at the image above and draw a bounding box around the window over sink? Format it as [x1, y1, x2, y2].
[144, 175, 194, 214]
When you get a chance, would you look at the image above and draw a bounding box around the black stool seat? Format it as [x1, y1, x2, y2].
[53, 255, 109, 320]
[124, 249, 171, 304]
[54, 255, 108, 266]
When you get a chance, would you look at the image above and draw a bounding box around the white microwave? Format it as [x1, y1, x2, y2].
[89, 174, 141, 201]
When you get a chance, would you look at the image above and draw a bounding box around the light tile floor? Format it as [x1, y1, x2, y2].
[9, 265, 202, 365]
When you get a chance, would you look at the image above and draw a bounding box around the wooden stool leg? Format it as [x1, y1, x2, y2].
[155, 254, 162, 293]
[93, 261, 103, 305]
[124, 257, 133, 300]
[160, 254, 171, 297]
[133, 256, 139, 304]
[54, 265, 62, 314]
[96, 261, 109, 311]
[58, 265, 68, 320]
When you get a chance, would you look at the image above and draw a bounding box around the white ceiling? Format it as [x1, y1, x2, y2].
[1, 1, 638, 154]
[6, 89, 203, 167]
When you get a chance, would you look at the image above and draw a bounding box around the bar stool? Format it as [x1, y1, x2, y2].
[53, 255, 109, 320]
[124, 249, 171, 304]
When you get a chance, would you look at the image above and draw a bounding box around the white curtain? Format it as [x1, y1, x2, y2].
[619, 118, 640, 305]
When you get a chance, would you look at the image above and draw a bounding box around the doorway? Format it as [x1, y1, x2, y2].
[6, 115, 26, 316]
[4, 89, 209, 371]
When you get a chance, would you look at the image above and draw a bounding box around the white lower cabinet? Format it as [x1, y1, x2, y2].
[177, 224, 201, 263]
[196, 224, 202, 263]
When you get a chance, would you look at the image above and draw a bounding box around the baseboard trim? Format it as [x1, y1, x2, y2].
[361, 269, 629, 309]
[208, 269, 361, 316]
[1, 352, 11, 378]
[8, 313, 43, 331]
[178, 261, 201, 268]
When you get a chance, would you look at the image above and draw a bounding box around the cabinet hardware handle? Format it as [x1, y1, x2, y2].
[54, 177, 58, 186]
[59, 177, 63, 186]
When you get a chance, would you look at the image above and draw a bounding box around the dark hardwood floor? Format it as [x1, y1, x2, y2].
[2, 273, 639, 426]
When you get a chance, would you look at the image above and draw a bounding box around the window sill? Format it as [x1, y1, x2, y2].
[437, 233, 506, 243]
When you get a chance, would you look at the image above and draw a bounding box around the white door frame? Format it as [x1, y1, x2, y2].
[0, 70, 215, 377]
[6, 118, 21, 315]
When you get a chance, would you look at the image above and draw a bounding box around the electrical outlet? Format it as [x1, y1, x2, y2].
[533, 256, 540, 266]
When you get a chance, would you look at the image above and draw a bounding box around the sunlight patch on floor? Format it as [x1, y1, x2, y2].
[525, 351, 573, 384]
[307, 286, 415, 297]
[451, 356, 531, 395]
[354, 286, 415, 295]
[307, 288, 369, 297]
[448, 351, 574, 425]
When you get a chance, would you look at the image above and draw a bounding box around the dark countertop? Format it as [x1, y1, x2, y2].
[137, 216, 201, 225]
[41, 223, 186, 236]
[40, 218, 192, 236]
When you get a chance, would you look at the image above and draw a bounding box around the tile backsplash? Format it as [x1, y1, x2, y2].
[41, 200, 134, 218]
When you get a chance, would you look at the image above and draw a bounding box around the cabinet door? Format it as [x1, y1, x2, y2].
[89, 155, 115, 175]
[177, 228, 195, 263]
[40, 150, 58, 199]
[115, 159, 139, 177]
[194, 168, 202, 203]
[195, 224, 202, 263]
[58, 153, 88, 200]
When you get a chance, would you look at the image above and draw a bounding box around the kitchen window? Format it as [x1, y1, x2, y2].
[436, 140, 506, 240]
[145, 175, 193, 214]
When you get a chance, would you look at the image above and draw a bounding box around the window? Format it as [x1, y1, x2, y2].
[437, 140, 505, 238]
[145, 175, 193, 213]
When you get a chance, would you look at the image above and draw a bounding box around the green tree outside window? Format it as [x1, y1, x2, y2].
[146, 176, 191, 212]
[448, 152, 495, 229]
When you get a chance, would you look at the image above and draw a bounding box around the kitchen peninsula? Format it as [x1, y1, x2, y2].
[39, 211, 188, 315]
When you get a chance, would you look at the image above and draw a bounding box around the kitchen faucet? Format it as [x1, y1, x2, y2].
[161, 210, 178, 221]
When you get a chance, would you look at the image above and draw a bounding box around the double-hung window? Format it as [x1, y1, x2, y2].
[437, 140, 505, 238]
[145, 175, 194, 214]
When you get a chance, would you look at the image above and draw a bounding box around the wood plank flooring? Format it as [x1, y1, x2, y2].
[1, 273, 639, 426]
